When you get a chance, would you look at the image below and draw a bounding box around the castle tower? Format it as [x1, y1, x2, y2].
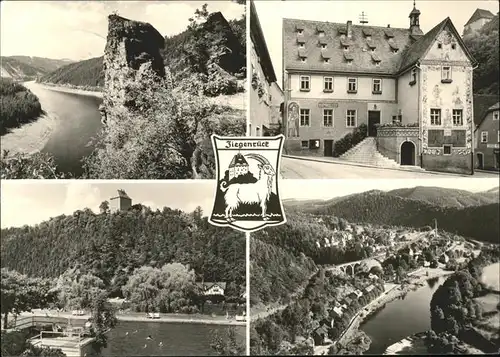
[228, 153, 249, 181]
[110, 189, 132, 212]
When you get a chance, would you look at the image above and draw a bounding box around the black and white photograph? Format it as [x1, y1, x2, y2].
[250, 178, 500, 355]
[0, 181, 246, 356]
[0, 0, 247, 179]
[251, 0, 499, 179]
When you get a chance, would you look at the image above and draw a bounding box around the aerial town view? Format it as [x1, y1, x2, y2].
[250, 178, 500, 355]
[251, 0, 499, 179]
[0, 0, 246, 179]
[0, 181, 246, 356]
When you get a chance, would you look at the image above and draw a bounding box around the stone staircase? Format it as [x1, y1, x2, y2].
[339, 137, 400, 168]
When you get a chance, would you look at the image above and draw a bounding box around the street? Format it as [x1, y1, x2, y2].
[280, 157, 500, 179]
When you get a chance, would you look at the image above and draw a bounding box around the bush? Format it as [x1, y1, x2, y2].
[0, 150, 64, 179]
[333, 124, 368, 157]
[204, 66, 239, 97]
[0, 78, 43, 135]
[83, 69, 245, 179]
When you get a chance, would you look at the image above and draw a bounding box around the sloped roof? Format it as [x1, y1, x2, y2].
[284, 16, 475, 76]
[398, 17, 448, 72]
[475, 101, 500, 130]
[196, 282, 227, 290]
[283, 18, 415, 74]
[399, 17, 476, 72]
[465, 8, 495, 26]
[229, 153, 248, 167]
[111, 189, 131, 200]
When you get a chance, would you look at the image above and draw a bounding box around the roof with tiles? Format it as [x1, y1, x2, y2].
[284, 15, 474, 76]
[283, 18, 416, 75]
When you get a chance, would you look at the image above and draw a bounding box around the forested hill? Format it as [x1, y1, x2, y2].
[1, 56, 73, 80]
[292, 190, 499, 244]
[38, 11, 245, 88]
[39, 56, 104, 87]
[0, 206, 245, 298]
[463, 14, 499, 95]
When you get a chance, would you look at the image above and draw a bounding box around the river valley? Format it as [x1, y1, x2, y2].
[360, 276, 445, 354]
[1, 82, 102, 177]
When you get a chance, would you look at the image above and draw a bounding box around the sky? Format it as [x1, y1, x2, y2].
[0, 0, 245, 61]
[1, 178, 498, 228]
[254, 0, 500, 87]
[0, 181, 217, 228]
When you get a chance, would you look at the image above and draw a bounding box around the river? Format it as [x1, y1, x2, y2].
[1, 82, 102, 176]
[360, 277, 445, 355]
[102, 321, 245, 356]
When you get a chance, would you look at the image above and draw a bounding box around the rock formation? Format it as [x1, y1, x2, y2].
[101, 14, 166, 124]
[202, 12, 245, 74]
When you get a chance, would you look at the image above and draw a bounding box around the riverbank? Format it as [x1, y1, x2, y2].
[40, 82, 103, 99]
[15, 310, 245, 327]
[314, 268, 454, 355]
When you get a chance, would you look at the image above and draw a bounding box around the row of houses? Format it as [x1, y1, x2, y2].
[250, 0, 498, 174]
[312, 284, 379, 345]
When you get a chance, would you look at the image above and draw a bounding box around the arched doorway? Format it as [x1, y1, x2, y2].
[476, 152, 484, 169]
[400, 141, 416, 165]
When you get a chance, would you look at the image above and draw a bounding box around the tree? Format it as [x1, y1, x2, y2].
[55, 268, 106, 310]
[1, 269, 57, 329]
[88, 291, 117, 353]
[121, 263, 197, 313]
[384, 264, 394, 279]
[99, 200, 109, 214]
[210, 328, 244, 356]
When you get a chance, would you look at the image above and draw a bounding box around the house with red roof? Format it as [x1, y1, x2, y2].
[282, 1, 477, 174]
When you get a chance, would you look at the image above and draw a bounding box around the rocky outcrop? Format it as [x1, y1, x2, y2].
[202, 12, 245, 74]
[102, 14, 166, 123]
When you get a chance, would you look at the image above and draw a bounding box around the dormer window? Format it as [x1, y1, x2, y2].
[343, 46, 349, 51]
[347, 60, 353, 65]
[451, 43, 456, 50]
[301, 58, 306, 63]
[441, 66, 452, 83]
[318, 31, 325, 38]
[321, 44, 327, 49]
[375, 62, 380, 67]
[297, 29, 304, 35]
[437, 43, 442, 49]
[299, 43, 305, 48]
[324, 59, 329, 63]
[366, 35, 371, 41]
[371, 48, 375, 53]
[392, 49, 399, 54]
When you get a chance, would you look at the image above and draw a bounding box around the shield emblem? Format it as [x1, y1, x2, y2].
[209, 134, 287, 233]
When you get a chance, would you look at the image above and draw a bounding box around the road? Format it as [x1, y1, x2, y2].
[280, 157, 500, 179]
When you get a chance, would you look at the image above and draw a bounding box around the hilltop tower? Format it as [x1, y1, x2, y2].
[110, 189, 132, 212]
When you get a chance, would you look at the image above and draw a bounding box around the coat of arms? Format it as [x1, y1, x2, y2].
[209, 135, 286, 233]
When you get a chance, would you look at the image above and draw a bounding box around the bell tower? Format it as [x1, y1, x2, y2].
[409, 1, 423, 35]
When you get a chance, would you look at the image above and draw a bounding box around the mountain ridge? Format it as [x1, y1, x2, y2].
[1, 56, 74, 80]
[286, 188, 499, 244]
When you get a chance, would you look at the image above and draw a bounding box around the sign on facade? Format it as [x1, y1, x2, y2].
[318, 102, 339, 108]
[444, 129, 452, 136]
[487, 144, 500, 149]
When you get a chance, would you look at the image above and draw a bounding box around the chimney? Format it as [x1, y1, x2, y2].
[347, 20, 352, 38]
[387, 24, 391, 28]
